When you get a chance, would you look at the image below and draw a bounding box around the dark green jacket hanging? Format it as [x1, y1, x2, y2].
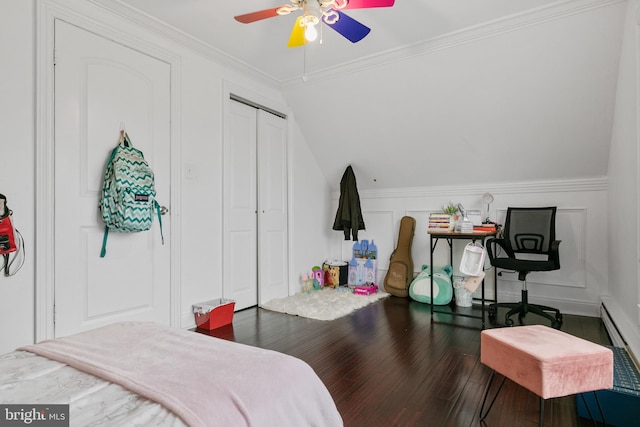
[333, 165, 365, 241]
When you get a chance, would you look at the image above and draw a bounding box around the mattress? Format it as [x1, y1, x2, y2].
[0, 350, 184, 426]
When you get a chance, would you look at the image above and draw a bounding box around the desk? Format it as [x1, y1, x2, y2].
[428, 229, 497, 328]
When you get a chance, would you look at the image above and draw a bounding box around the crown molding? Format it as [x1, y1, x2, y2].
[282, 0, 625, 86]
[332, 176, 608, 200]
[87, 0, 281, 86]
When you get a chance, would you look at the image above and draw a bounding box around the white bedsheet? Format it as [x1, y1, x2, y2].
[0, 350, 184, 426]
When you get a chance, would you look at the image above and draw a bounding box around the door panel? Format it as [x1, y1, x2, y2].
[224, 101, 258, 309]
[54, 20, 171, 337]
[257, 110, 288, 305]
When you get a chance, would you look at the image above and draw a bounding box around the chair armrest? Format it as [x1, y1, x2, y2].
[486, 238, 512, 261]
[549, 240, 561, 267]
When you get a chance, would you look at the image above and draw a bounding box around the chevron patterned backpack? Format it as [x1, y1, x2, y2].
[99, 131, 163, 257]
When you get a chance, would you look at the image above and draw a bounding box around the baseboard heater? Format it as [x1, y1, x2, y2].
[577, 304, 640, 425]
[577, 345, 640, 425]
[601, 303, 626, 347]
[600, 303, 640, 370]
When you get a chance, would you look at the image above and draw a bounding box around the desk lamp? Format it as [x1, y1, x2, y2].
[482, 193, 494, 224]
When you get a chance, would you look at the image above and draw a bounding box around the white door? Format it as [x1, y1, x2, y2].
[224, 101, 258, 310]
[257, 110, 289, 305]
[53, 20, 171, 337]
[224, 100, 288, 309]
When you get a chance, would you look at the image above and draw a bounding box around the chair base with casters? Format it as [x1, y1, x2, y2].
[488, 272, 563, 328]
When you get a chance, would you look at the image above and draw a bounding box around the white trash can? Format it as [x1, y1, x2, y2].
[453, 277, 473, 307]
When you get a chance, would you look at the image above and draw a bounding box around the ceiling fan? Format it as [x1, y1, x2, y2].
[234, 0, 395, 48]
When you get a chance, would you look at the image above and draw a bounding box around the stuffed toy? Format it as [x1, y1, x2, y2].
[408, 265, 453, 305]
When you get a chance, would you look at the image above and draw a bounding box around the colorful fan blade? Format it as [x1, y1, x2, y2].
[234, 7, 283, 24]
[341, 0, 395, 9]
[324, 11, 370, 43]
[287, 16, 307, 48]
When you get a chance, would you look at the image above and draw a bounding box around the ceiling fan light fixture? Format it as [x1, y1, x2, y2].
[302, 1, 322, 41]
[235, 0, 396, 47]
[304, 21, 319, 41]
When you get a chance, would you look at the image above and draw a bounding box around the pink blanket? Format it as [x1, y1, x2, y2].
[19, 322, 342, 427]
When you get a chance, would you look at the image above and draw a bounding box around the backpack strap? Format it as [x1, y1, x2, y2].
[99, 146, 120, 258]
[2, 246, 23, 276]
[155, 201, 164, 245]
[100, 226, 109, 258]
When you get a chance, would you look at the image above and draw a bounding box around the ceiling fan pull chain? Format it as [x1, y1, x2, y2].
[303, 44, 308, 81]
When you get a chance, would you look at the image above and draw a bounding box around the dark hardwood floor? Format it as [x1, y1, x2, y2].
[198, 296, 611, 427]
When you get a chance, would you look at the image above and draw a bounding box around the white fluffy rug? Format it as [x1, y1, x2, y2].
[261, 287, 390, 321]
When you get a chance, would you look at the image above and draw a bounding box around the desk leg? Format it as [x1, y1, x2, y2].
[494, 265, 497, 305]
[481, 272, 485, 329]
[430, 235, 434, 323]
[480, 237, 486, 328]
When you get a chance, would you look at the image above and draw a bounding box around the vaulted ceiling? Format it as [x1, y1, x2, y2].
[98, 0, 627, 191]
[105, 0, 563, 82]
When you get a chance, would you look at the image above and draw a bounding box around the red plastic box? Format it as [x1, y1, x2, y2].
[193, 298, 235, 330]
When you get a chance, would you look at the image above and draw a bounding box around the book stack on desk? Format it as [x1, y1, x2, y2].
[428, 213, 453, 231]
[473, 223, 497, 232]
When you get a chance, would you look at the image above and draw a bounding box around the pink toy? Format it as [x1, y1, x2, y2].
[354, 284, 378, 295]
[312, 266, 324, 289]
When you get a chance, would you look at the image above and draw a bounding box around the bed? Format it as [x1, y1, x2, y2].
[0, 322, 343, 426]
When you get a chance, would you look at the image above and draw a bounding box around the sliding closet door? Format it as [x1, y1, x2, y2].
[224, 100, 288, 309]
[224, 101, 259, 310]
[257, 110, 288, 305]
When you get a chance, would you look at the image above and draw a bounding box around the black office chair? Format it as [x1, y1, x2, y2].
[487, 207, 563, 328]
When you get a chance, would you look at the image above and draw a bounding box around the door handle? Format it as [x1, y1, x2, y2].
[160, 206, 169, 215]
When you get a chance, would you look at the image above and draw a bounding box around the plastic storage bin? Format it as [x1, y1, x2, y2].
[193, 298, 235, 330]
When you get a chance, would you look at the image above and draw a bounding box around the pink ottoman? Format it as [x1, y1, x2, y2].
[480, 325, 613, 426]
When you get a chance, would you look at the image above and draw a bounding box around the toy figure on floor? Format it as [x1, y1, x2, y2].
[312, 266, 324, 290]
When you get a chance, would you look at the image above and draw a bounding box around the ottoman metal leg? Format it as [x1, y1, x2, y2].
[480, 372, 608, 427]
[579, 392, 608, 427]
[479, 370, 506, 421]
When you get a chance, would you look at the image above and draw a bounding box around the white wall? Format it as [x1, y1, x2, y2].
[605, 0, 640, 359]
[328, 175, 608, 317]
[0, 0, 36, 353]
[0, 0, 329, 354]
[288, 120, 334, 294]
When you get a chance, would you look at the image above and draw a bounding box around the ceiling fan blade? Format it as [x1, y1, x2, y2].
[324, 11, 371, 43]
[287, 16, 307, 48]
[341, 0, 395, 9]
[234, 7, 284, 24]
